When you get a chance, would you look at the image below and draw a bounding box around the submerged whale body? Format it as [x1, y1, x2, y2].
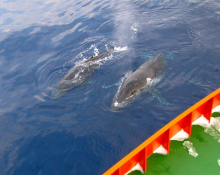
[112, 54, 168, 111]
[51, 46, 114, 99]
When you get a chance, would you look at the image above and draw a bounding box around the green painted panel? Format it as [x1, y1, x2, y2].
[129, 118, 220, 175]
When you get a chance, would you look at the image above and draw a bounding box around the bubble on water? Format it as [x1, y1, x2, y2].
[131, 23, 138, 33]
[94, 47, 99, 56]
[113, 46, 128, 52]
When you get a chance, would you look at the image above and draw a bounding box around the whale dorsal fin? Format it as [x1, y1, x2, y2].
[88, 56, 94, 60]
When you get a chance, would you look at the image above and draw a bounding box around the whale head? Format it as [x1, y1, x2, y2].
[116, 81, 140, 103]
[111, 76, 147, 111]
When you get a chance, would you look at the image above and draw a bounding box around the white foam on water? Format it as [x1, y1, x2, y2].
[125, 163, 144, 175]
[131, 23, 138, 33]
[113, 46, 128, 52]
[71, 44, 97, 65]
[212, 105, 220, 113]
[183, 141, 198, 157]
[89, 44, 95, 49]
[114, 101, 119, 107]
[153, 145, 168, 155]
[96, 54, 113, 65]
[171, 129, 189, 141]
[94, 46, 99, 56]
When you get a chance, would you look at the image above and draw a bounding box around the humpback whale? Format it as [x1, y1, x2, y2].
[51, 45, 114, 99]
[112, 54, 168, 111]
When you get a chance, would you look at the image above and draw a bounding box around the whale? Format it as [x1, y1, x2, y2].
[111, 54, 168, 111]
[51, 45, 114, 99]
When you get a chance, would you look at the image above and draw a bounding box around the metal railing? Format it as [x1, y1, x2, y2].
[103, 88, 220, 175]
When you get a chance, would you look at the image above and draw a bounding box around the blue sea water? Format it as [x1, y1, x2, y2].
[0, 0, 220, 174]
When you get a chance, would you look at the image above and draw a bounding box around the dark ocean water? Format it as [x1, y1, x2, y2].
[0, 0, 219, 174]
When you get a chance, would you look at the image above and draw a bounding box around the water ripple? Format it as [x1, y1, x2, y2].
[0, 0, 220, 174]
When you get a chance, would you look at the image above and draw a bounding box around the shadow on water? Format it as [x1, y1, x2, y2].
[3, 132, 117, 175]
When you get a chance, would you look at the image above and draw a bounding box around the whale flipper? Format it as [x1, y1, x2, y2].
[102, 82, 119, 89]
[149, 87, 169, 105]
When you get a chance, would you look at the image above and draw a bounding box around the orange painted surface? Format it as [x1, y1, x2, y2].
[103, 88, 220, 175]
